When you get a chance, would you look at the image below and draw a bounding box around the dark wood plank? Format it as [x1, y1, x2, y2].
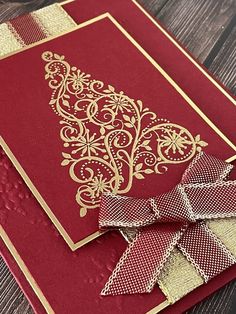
[0, 256, 34, 314]
[209, 22, 236, 94]
[0, 0, 56, 23]
[138, 0, 169, 15]
[187, 280, 236, 314]
[156, 0, 236, 62]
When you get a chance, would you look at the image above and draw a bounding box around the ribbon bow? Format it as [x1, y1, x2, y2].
[99, 152, 236, 296]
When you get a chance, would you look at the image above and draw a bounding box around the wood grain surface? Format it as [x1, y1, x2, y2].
[0, 0, 236, 313]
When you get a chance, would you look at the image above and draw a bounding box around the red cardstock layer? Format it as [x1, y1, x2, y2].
[0, 2, 235, 313]
[0, 16, 235, 251]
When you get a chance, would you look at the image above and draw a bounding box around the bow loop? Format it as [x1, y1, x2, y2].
[151, 185, 195, 223]
[99, 153, 236, 296]
[181, 152, 233, 184]
[99, 193, 155, 228]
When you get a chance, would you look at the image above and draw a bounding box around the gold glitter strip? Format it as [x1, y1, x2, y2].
[32, 4, 77, 36]
[158, 218, 236, 304]
[158, 248, 204, 303]
[207, 218, 236, 256]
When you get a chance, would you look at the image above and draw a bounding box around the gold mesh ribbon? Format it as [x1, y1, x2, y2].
[0, 3, 76, 57]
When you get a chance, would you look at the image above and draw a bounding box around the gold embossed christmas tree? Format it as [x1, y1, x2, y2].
[42, 51, 207, 217]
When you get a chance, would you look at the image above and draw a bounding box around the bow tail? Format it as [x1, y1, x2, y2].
[178, 222, 236, 282]
[101, 224, 186, 295]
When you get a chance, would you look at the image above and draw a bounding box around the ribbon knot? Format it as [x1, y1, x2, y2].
[99, 152, 236, 295]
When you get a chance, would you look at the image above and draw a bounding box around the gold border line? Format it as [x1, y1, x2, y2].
[0, 226, 55, 314]
[0, 13, 235, 252]
[59, 0, 236, 106]
[226, 155, 236, 163]
[60, 0, 75, 5]
[131, 0, 236, 106]
[146, 300, 170, 314]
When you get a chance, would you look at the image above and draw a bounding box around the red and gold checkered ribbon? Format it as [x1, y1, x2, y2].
[99, 152, 236, 295]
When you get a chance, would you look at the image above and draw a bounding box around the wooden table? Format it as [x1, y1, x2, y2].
[0, 0, 235, 313]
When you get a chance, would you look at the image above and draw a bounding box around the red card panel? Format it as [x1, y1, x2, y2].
[0, 16, 235, 250]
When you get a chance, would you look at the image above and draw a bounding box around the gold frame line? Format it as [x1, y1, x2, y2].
[60, 0, 75, 5]
[226, 155, 236, 163]
[0, 13, 235, 252]
[146, 300, 170, 314]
